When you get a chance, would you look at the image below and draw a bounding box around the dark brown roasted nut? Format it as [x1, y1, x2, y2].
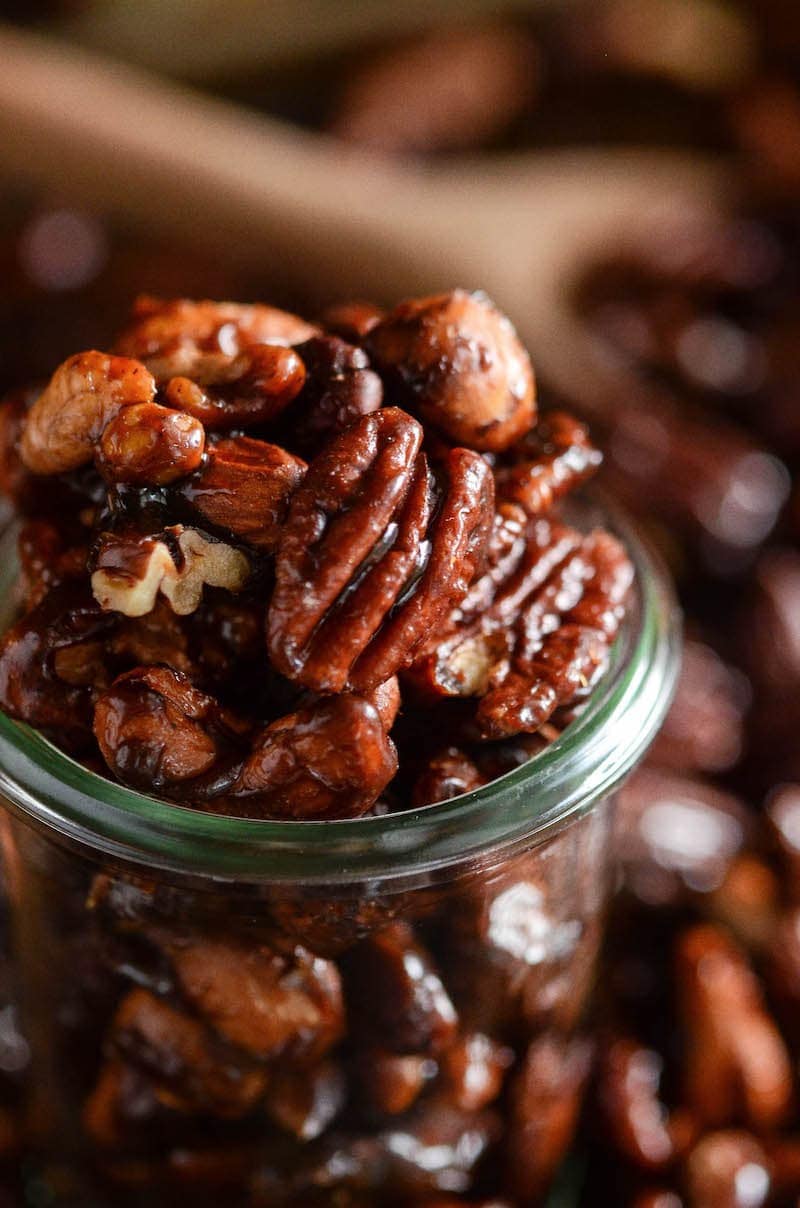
[115, 296, 317, 380]
[83, 1059, 173, 1149]
[505, 1035, 593, 1204]
[178, 436, 306, 550]
[267, 407, 494, 693]
[286, 335, 383, 456]
[344, 922, 458, 1054]
[91, 526, 250, 617]
[495, 411, 602, 516]
[411, 748, 485, 807]
[649, 638, 749, 774]
[321, 300, 384, 341]
[0, 582, 118, 746]
[676, 924, 792, 1131]
[684, 1131, 771, 1208]
[18, 518, 88, 607]
[367, 290, 535, 451]
[20, 350, 156, 474]
[162, 936, 344, 1063]
[264, 1060, 346, 1140]
[230, 695, 398, 820]
[93, 666, 248, 795]
[439, 1032, 514, 1112]
[477, 528, 633, 738]
[96, 402, 205, 486]
[355, 1048, 434, 1116]
[108, 988, 268, 1118]
[164, 344, 306, 430]
[615, 767, 749, 907]
[598, 1037, 689, 1172]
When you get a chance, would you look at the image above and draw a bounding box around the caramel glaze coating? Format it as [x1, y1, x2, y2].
[178, 436, 306, 551]
[230, 695, 398, 820]
[268, 406, 494, 694]
[96, 402, 205, 486]
[93, 666, 249, 795]
[320, 299, 385, 342]
[164, 344, 306, 431]
[366, 289, 536, 452]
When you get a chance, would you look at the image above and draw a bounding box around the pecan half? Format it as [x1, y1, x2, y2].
[366, 289, 535, 451]
[321, 299, 385, 341]
[267, 407, 494, 693]
[164, 344, 306, 430]
[495, 410, 602, 516]
[230, 695, 398, 820]
[177, 436, 306, 551]
[20, 351, 156, 474]
[115, 296, 317, 380]
[91, 526, 250, 617]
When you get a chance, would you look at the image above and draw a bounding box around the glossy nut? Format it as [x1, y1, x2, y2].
[93, 666, 248, 794]
[268, 407, 494, 694]
[178, 436, 306, 551]
[164, 344, 306, 430]
[231, 695, 398, 820]
[20, 351, 156, 474]
[366, 289, 535, 451]
[96, 402, 205, 485]
[115, 295, 317, 380]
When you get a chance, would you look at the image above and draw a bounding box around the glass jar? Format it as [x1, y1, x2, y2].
[0, 505, 678, 1208]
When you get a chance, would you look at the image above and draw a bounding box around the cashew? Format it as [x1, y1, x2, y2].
[20, 351, 156, 475]
[92, 527, 250, 618]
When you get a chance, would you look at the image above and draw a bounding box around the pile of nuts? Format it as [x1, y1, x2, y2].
[0, 289, 631, 820]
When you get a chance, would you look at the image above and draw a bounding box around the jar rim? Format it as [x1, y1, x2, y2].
[0, 497, 680, 882]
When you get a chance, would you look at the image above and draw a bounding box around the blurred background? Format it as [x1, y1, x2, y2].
[0, 0, 800, 1204]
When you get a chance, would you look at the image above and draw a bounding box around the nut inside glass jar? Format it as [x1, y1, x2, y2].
[0, 499, 677, 1207]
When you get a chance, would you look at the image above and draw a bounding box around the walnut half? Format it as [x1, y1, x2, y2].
[91, 527, 249, 618]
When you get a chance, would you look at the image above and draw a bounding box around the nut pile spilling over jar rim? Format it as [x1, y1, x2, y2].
[0, 290, 631, 819]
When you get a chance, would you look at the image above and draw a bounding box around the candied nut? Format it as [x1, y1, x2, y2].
[230, 695, 398, 820]
[365, 675, 401, 730]
[163, 936, 344, 1063]
[0, 582, 117, 745]
[708, 856, 779, 953]
[495, 411, 602, 517]
[598, 1037, 687, 1172]
[93, 666, 248, 794]
[505, 1035, 593, 1203]
[321, 299, 384, 341]
[96, 402, 205, 485]
[616, 767, 748, 907]
[18, 518, 87, 607]
[676, 924, 793, 1131]
[367, 289, 535, 451]
[177, 436, 306, 551]
[268, 407, 494, 693]
[286, 334, 383, 455]
[411, 747, 485, 807]
[355, 1048, 434, 1116]
[344, 921, 458, 1054]
[115, 296, 317, 380]
[477, 528, 633, 738]
[164, 344, 306, 430]
[684, 1131, 770, 1208]
[109, 599, 194, 677]
[265, 1059, 346, 1140]
[91, 526, 250, 617]
[649, 638, 749, 774]
[20, 350, 156, 474]
[109, 988, 268, 1117]
[83, 1059, 170, 1149]
[439, 1032, 514, 1112]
